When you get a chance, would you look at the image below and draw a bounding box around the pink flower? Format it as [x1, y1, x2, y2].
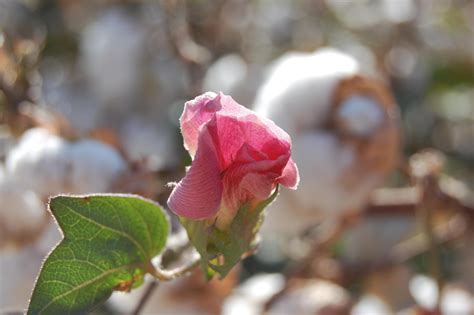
[168, 92, 299, 229]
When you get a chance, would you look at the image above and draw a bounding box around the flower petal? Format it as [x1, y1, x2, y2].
[221, 144, 289, 212]
[167, 124, 223, 219]
[278, 158, 299, 189]
[180, 92, 219, 157]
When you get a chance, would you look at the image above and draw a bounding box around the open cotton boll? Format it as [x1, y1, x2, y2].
[0, 175, 45, 241]
[80, 9, 145, 109]
[6, 128, 70, 198]
[268, 279, 352, 315]
[0, 164, 45, 244]
[409, 274, 474, 314]
[67, 139, 128, 194]
[439, 285, 473, 315]
[6, 128, 128, 197]
[254, 48, 359, 135]
[262, 131, 378, 236]
[203, 54, 248, 95]
[255, 47, 400, 239]
[222, 273, 285, 315]
[351, 294, 392, 315]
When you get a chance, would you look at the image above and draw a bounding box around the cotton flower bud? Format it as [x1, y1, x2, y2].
[168, 92, 299, 229]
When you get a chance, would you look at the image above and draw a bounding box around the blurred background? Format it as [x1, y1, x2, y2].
[0, 0, 473, 314]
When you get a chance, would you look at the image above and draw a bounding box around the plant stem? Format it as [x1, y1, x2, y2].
[148, 255, 201, 281]
[131, 255, 201, 314]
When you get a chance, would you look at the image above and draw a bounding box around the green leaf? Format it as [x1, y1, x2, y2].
[28, 194, 169, 315]
[181, 187, 279, 279]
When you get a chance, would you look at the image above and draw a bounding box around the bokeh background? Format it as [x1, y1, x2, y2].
[0, 0, 473, 314]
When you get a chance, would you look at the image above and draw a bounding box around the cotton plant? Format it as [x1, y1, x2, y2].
[24, 92, 299, 314]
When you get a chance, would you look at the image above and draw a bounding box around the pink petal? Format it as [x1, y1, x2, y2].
[180, 92, 219, 157]
[278, 158, 299, 189]
[167, 123, 223, 219]
[179, 92, 252, 157]
[221, 144, 289, 212]
[213, 114, 291, 170]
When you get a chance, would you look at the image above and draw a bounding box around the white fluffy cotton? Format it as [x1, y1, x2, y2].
[351, 294, 392, 315]
[221, 273, 286, 315]
[268, 279, 351, 315]
[409, 274, 474, 314]
[255, 48, 359, 135]
[80, 9, 145, 109]
[6, 128, 127, 197]
[66, 139, 128, 194]
[5, 128, 69, 198]
[255, 48, 387, 238]
[0, 165, 45, 238]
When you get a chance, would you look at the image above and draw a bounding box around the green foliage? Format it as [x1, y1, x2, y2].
[28, 194, 169, 315]
[181, 187, 279, 279]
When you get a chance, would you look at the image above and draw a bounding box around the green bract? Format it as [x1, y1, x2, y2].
[180, 187, 279, 279]
[28, 194, 169, 315]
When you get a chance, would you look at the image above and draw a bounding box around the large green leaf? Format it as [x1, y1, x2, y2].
[181, 187, 279, 279]
[28, 194, 169, 315]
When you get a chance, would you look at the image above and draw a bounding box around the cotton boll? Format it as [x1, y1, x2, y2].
[6, 128, 69, 198]
[409, 274, 439, 311]
[6, 128, 128, 197]
[255, 48, 400, 239]
[409, 275, 474, 314]
[80, 9, 145, 110]
[0, 165, 46, 245]
[255, 48, 359, 135]
[222, 273, 285, 315]
[203, 54, 248, 95]
[268, 279, 352, 315]
[262, 131, 379, 236]
[351, 294, 392, 315]
[440, 285, 473, 315]
[67, 139, 127, 194]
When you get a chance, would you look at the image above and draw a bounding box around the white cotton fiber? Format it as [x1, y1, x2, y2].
[67, 139, 127, 194]
[5, 128, 70, 198]
[6, 128, 127, 198]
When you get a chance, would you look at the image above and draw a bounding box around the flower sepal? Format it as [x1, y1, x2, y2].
[180, 187, 279, 279]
